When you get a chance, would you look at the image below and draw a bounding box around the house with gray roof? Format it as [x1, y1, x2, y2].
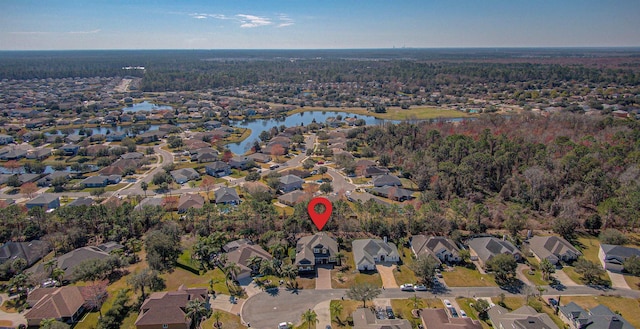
[225, 240, 273, 280]
[527, 236, 581, 265]
[214, 186, 240, 205]
[36, 171, 70, 187]
[25, 194, 60, 210]
[295, 232, 339, 272]
[559, 302, 633, 329]
[205, 161, 231, 178]
[599, 244, 640, 273]
[352, 238, 399, 271]
[372, 174, 402, 187]
[66, 197, 94, 207]
[0, 240, 51, 267]
[279, 174, 304, 192]
[411, 235, 461, 264]
[468, 236, 522, 267]
[30, 243, 122, 281]
[277, 190, 309, 206]
[134, 197, 163, 211]
[170, 168, 200, 184]
[488, 305, 559, 329]
[353, 308, 412, 329]
[371, 185, 413, 201]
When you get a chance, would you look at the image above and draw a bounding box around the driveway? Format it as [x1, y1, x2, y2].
[316, 267, 333, 290]
[607, 270, 631, 289]
[313, 300, 332, 329]
[516, 264, 533, 286]
[376, 264, 399, 288]
[552, 268, 579, 287]
[0, 294, 26, 328]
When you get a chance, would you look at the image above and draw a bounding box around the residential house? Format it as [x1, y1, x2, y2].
[36, 171, 70, 187]
[223, 239, 253, 253]
[229, 156, 250, 170]
[30, 243, 122, 281]
[363, 166, 389, 178]
[106, 131, 127, 142]
[527, 236, 581, 265]
[295, 232, 339, 272]
[60, 144, 80, 156]
[205, 161, 231, 178]
[18, 173, 41, 185]
[121, 152, 144, 160]
[468, 237, 522, 268]
[25, 194, 60, 210]
[99, 158, 140, 176]
[81, 175, 109, 188]
[26, 148, 52, 160]
[24, 286, 92, 326]
[66, 197, 94, 207]
[352, 308, 412, 329]
[371, 186, 414, 201]
[277, 190, 309, 206]
[0, 240, 51, 267]
[170, 168, 200, 184]
[352, 238, 399, 271]
[559, 302, 633, 329]
[135, 286, 209, 329]
[248, 152, 271, 163]
[599, 244, 640, 273]
[225, 240, 273, 280]
[279, 174, 304, 192]
[177, 193, 205, 213]
[0, 134, 14, 145]
[372, 174, 402, 187]
[0, 148, 27, 160]
[488, 305, 559, 329]
[420, 308, 482, 329]
[214, 187, 240, 205]
[411, 235, 461, 264]
[134, 197, 164, 211]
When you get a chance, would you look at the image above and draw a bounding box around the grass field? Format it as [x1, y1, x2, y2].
[393, 247, 418, 285]
[456, 298, 491, 329]
[562, 296, 640, 328]
[330, 300, 362, 328]
[289, 106, 470, 120]
[442, 266, 497, 287]
[201, 310, 247, 329]
[391, 298, 443, 328]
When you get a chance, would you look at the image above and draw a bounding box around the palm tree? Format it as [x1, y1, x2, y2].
[223, 262, 241, 291]
[51, 267, 65, 284]
[540, 259, 555, 281]
[43, 259, 57, 276]
[185, 299, 210, 329]
[269, 243, 287, 260]
[39, 318, 56, 329]
[335, 252, 345, 266]
[212, 310, 223, 328]
[246, 256, 264, 275]
[330, 302, 343, 323]
[301, 309, 318, 329]
[280, 264, 298, 281]
[259, 259, 275, 276]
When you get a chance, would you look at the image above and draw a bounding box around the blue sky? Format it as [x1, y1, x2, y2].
[1, 0, 639, 50]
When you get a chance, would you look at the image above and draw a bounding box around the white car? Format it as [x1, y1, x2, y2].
[460, 310, 468, 318]
[278, 322, 292, 329]
[414, 284, 427, 291]
[400, 283, 414, 291]
[444, 299, 452, 308]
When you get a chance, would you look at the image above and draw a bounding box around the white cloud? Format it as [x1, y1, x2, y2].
[68, 29, 101, 34]
[236, 14, 272, 28]
[277, 15, 294, 28]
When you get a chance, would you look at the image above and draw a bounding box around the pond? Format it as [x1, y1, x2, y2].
[226, 111, 398, 154]
[123, 101, 173, 113]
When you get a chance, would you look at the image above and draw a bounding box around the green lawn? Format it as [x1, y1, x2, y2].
[456, 298, 491, 329]
[330, 300, 362, 328]
[201, 310, 247, 329]
[390, 298, 443, 328]
[521, 267, 548, 286]
[332, 251, 382, 288]
[393, 247, 418, 285]
[442, 266, 497, 287]
[575, 233, 602, 264]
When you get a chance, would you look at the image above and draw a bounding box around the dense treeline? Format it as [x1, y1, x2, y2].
[357, 114, 640, 230]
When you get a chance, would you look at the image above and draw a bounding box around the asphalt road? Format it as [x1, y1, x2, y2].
[242, 283, 640, 329]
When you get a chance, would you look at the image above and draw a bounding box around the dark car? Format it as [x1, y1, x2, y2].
[548, 298, 558, 306]
[386, 306, 395, 319]
[376, 308, 386, 319]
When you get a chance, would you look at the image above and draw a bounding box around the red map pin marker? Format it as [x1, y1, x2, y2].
[308, 197, 332, 231]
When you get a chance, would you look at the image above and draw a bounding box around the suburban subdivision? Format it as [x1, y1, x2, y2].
[0, 48, 639, 329]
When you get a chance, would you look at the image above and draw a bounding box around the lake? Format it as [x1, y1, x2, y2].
[123, 101, 173, 113]
[227, 111, 398, 154]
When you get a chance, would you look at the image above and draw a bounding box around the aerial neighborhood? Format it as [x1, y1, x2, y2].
[0, 49, 640, 329]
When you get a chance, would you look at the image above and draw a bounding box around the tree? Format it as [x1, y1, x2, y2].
[185, 299, 211, 329]
[540, 259, 555, 281]
[346, 282, 381, 308]
[212, 310, 223, 329]
[90, 187, 106, 198]
[503, 205, 526, 238]
[40, 319, 70, 329]
[318, 166, 328, 178]
[574, 259, 605, 285]
[245, 171, 260, 181]
[599, 229, 628, 245]
[127, 269, 164, 301]
[486, 253, 517, 284]
[584, 214, 602, 234]
[319, 182, 333, 194]
[270, 144, 286, 157]
[472, 298, 490, 320]
[20, 182, 38, 198]
[330, 301, 343, 323]
[301, 309, 318, 329]
[409, 254, 439, 286]
[140, 181, 148, 197]
[223, 262, 241, 290]
[200, 176, 216, 201]
[553, 217, 579, 240]
[145, 230, 182, 272]
[3, 160, 21, 174]
[408, 294, 424, 310]
[51, 267, 65, 284]
[624, 256, 640, 276]
[85, 280, 108, 319]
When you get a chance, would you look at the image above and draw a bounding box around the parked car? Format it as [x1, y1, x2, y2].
[460, 310, 468, 318]
[400, 283, 414, 291]
[386, 306, 395, 319]
[548, 298, 558, 306]
[41, 279, 58, 288]
[414, 284, 427, 291]
[278, 322, 292, 329]
[376, 308, 386, 319]
[270, 164, 279, 170]
[444, 299, 452, 308]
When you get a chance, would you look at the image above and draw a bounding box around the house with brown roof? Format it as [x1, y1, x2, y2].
[177, 193, 205, 213]
[295, 232, 339, 272]
[24, 286, 92, 326]
[224, 239, 273, 280]
[420, 308, 482, 329]
[135, 286, 209, 329]
[411, 235, 461, 265]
